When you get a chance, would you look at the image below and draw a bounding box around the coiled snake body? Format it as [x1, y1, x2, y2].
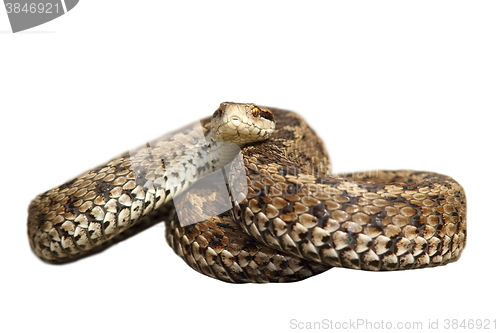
[28, 103, 467, 283]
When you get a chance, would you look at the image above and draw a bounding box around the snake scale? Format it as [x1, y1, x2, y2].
[28, 102, 467, 283]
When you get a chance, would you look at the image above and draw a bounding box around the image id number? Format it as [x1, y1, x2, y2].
[5, 2, 60, 14]
[444, 319, 497, 330]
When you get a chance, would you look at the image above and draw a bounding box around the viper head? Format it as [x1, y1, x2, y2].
[210, 102, 276, 146]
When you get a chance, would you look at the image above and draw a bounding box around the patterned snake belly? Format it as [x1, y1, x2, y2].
[27, 102, 467, 283]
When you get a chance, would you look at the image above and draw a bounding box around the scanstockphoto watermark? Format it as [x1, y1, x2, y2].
[3, 0, 79, 33]
[290, 318, 423, 330]
[289, 318, 498, 330]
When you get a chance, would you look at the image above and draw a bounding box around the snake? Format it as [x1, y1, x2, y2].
[27, 102, 467, 283]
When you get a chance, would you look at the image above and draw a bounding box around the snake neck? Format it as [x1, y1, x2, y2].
[205, 130, 242, 171]
[162, 128, 242, 203]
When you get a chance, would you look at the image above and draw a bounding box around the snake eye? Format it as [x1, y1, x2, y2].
[251, 106, 274, 122]
[251, 107, 261, 118]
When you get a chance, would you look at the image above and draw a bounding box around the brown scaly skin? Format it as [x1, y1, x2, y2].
[27, 104, 466, 283]
[166, 109, 334, 282]
[166, 107, 466, 282]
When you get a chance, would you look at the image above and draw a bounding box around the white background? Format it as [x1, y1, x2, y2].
[1, 1, 499, 332]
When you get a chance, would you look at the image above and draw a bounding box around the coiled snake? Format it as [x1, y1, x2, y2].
[28, 102, 467, 283]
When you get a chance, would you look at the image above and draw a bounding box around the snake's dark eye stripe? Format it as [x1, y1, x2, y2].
[213, 107, 222, 118]
[251, 106, 274, 122]
[259, 109, 274, 122]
